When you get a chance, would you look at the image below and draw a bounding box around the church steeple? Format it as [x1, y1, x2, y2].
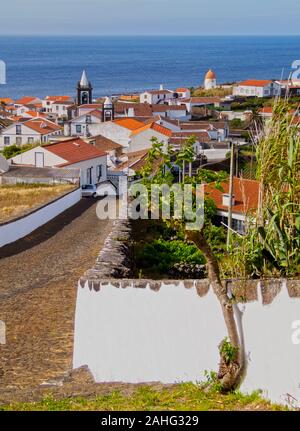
[77, 70, 93, 105]
[102, 96, 114, 122]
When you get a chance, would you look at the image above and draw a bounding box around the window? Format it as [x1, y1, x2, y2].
[86, 167, 92, 184]
[76, 125, 82, 134]
[28, 137, 34, 144]
[16, 125, 21, 135]
[86, 115, 91, 124]
[16, 137, 22, 146]
[96, 164, 102, 181]
[4, 137, 10, 146]
[56, 105, 59, 111]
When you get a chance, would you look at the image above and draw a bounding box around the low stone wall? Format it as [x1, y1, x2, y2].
[79, 218, 133, 288]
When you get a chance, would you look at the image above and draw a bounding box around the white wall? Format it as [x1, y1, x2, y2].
[73, 282, 300, 407]
[0, 188, 81, 247]
[87, 123, 131, 148]
[70, 155, 107, 185]
[10, 146, 65, 166]
[128, 130, 169, 153]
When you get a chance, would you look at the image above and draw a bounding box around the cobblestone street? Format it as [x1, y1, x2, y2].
[0, 199, 112, 391]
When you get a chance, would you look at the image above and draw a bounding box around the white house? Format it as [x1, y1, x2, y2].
[204, 177, 259, 234]
[233, 80, 281, 98]
[140, 86, 174, 104]
[64, 110, 103, 137]
[87, 118, 172, 153]
[87, 118, 147, 148]
[0, 118, 62, 149]
[42, 96, 73, 119]
[128, 122, 172, 153]
[87, 135, 123, 169]
[14, 96, 42, 108]
[179, 121, 229, 141]
[9, 137, 107, 186]
[77, 104, 103, 117]
[180, 97, 221, 113]
[175, 87, 191, 99]
[150, 104, 190, 120]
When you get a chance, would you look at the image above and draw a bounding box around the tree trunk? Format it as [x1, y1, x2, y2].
[186, 230, 245, 392]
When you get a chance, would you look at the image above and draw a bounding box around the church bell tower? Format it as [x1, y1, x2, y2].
[77, 70, 93, 105]
[102, 96, 114, 122]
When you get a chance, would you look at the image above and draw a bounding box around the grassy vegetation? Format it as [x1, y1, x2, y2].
[0, 384, 288, 411]
[0, 183, 76, 223]
[191, 87, 233, 97]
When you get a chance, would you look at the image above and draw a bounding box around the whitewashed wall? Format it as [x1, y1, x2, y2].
[73, 282, 300, 407]
[0, 188, 81, 247]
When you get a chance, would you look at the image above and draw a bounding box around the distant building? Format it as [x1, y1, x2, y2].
[204, 177, 259, 234]
[276, 79, 300, 97]
[175, 87, 191, 98]
[42, 95, 74, 119]
[204, 70, 217, 90]
[77, 70, 93, 105]
[140, 85, 173, 104]
[233, 80, 281, 98]
[0, 118, 62, 149]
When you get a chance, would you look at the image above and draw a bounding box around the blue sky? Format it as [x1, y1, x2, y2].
[1, 0, 300, 35]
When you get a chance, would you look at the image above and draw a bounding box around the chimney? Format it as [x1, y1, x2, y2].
[222, 193, 235, 207]
[159, 84, 164, 90]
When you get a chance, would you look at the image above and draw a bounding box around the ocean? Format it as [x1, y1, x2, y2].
[0, 35, 299, 99]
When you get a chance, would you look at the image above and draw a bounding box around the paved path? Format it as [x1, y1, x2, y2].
[0, 199, 112, 390]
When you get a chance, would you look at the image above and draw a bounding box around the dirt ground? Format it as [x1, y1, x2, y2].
[0, 198, 112, 392]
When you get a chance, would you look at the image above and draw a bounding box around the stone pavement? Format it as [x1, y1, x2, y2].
[0, 198, 113, 391]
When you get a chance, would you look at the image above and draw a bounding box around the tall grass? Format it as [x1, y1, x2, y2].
[0, 183, 75, 223]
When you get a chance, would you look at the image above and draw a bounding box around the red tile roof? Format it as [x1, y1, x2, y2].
[176, 88, 189, 92]
[45, 95, 72, 102]
[113, 118, 146, 130]
[15, 96, 39, 105]
[114, 102, 153, 117]
[151, 122, 172, 137]
[204, 177, 259, 215]
[88, 135, 123, 151]
[238, 80, 273, 87]
[78, 103, 102, 109]
[151, 104, 186, 112]
[148, 89, 173, 95]
[44, 138, 106, 166]
[24, 118, 61, 135]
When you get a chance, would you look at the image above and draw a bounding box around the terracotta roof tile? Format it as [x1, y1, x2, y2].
[44, 138, 106, 166]
[113, 118, 146, 130]
[204, 177, 259, 215]
[24, 118, 61, 135]
[238, 80, 273, 87]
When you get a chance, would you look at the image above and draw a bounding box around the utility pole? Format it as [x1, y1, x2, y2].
[227, 142, 235, 249]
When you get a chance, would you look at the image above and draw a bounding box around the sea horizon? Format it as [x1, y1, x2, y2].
[0, 35, 300, 99]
